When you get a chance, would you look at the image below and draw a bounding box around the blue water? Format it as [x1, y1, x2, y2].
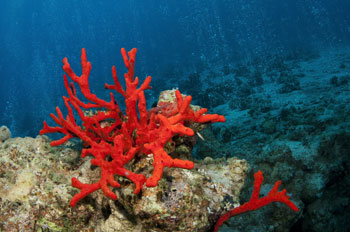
[0, 0, 349, 137]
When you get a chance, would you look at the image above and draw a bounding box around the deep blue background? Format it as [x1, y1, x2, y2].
[0, 0, 349, 137]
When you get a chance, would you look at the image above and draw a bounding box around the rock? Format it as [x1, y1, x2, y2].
[0, 136, 85, 231]
[0, 135, 249, 231]
[0, 125, 11, 142]
[77, 156, 249, 232]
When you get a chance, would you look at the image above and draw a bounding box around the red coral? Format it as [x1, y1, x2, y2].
[214, 170, 299, 232]
[40, 48, 225, 207]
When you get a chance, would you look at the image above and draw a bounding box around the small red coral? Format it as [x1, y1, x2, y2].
[214, 170, 299, 232]
[40, 48, 225, 207]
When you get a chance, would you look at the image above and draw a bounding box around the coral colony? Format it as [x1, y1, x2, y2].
[40, 48, 298, 231]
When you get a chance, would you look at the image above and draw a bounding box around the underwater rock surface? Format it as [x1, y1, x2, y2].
[0, 131, 249, 231]
[0, 135, 81, 231]
[90, 157, 249, 232]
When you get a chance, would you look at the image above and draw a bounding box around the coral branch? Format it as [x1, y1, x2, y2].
[214, 170, 299, 232]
